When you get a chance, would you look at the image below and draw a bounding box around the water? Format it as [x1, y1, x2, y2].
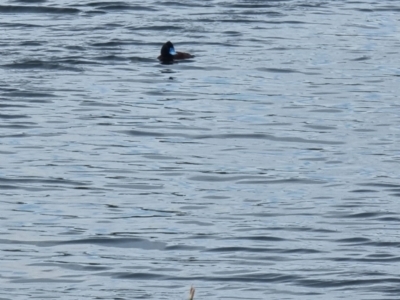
[1, 0, 400, 299]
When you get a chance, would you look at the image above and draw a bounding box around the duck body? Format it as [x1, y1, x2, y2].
[158, 41, 194, 64]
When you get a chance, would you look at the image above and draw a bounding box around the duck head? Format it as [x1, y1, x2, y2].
[160, 41, 176, 63]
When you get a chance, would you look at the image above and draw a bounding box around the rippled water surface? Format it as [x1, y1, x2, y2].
[1, 0, 400, 299]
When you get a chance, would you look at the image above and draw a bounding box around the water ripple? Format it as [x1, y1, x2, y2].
[1, 1, 400, 299]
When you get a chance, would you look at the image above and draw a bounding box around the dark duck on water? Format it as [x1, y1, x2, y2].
[158, 41, 194, 63]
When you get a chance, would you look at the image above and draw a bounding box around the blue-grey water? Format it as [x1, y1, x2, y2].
[1, 0, 400, 299]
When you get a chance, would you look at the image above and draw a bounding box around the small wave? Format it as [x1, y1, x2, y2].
[228, 236, 287, 242]
[256, 67, 299, 73]
[56, 58, 100, 65]
[121, 130, 345, 145]
[0, 176, 90, 187]
[333, 212, 391, 219]
[3, 60, 83, 72]
[0, 236, 166, 250]
[221, 3, 275, 9]
[97, 5, 157, 11]
[0, 5, 80, 14]
[0, 22, 42, 28]
[105, 183, 164, 190]
[0, 103, 29, 108]
[297, 277, 400, 288]
[129, 56, 155, 63]
[96, 55, 128, 61]
[90, 40, 134, 47]
[126, 25, 183, 31]
[0, 113, 29, 119]
[155, 1, 214, 8]
[188, 175, 266, 182]
[237, 178, 325, 185]
[19, 40, 46, 46]
[10, 278, 82, 284]
[206, 246, 286, 253]
[85, 2, 157, 11]
[12, 0, 47, 3]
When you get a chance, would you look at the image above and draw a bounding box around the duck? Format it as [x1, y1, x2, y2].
[158, 41, 194, 64]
